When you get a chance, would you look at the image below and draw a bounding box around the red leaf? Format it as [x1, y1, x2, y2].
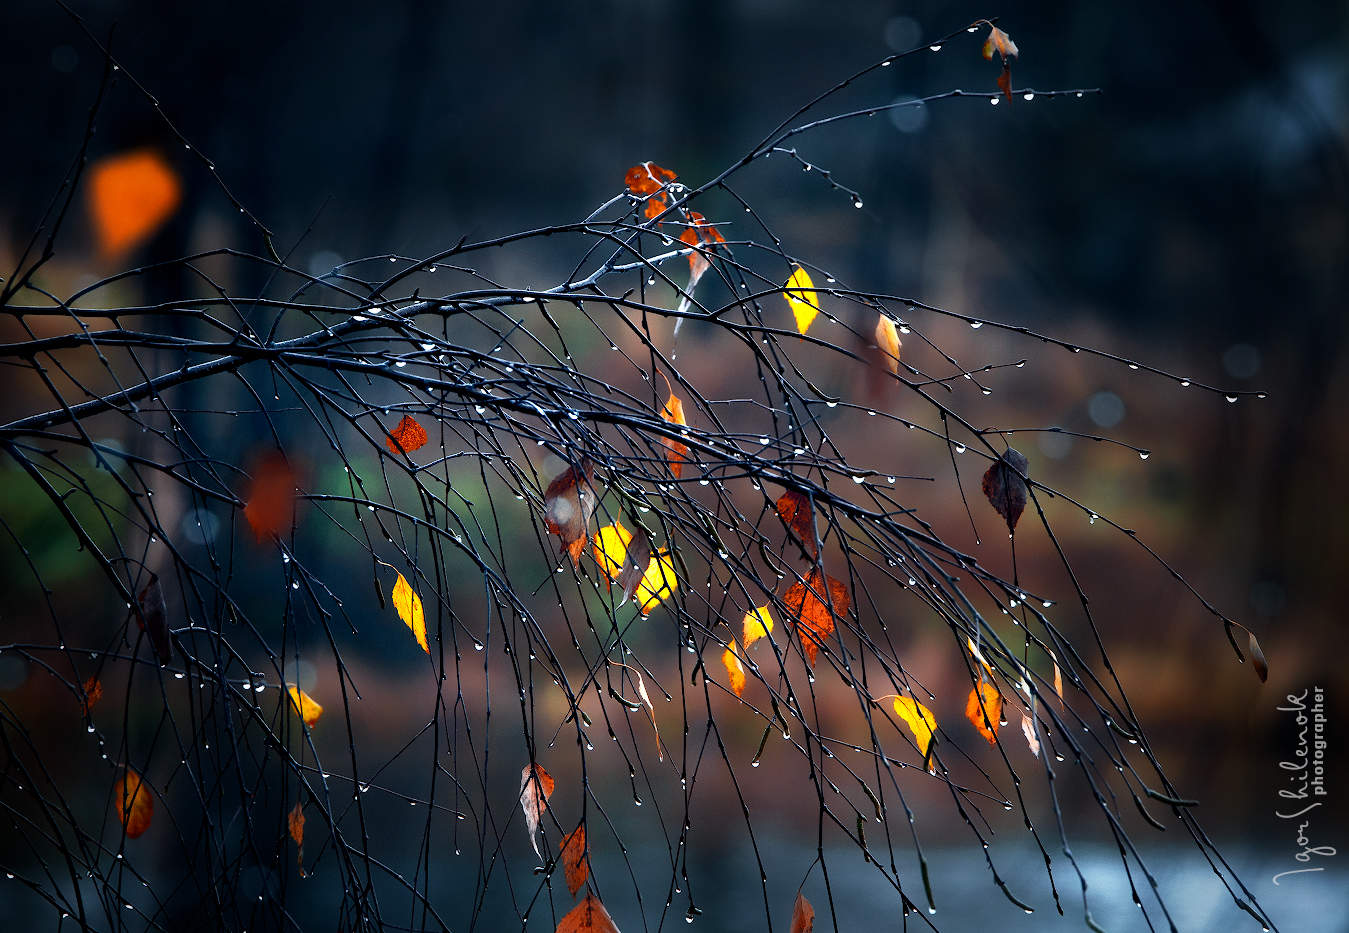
[997, 65, 1013, 102]
[790, 892, 815, 933]
[679, 211, 725, 285]
[783, 570, 849, 667]
[556, 892, 620, 933]
[386, 414, 428, 454]
[114, 768, 154, 838]
[624, 162, 677, 196]
[82, 676, 103, 716]
[775, 489, 818, 558]
[243, 452, 299, 543]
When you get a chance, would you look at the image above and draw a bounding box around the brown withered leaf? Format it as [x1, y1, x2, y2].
[243, 452, 299, 543]
[616, 526, 652, 608]
[114, 768, 154, 838]
[783, 570, 849, 666]
[679, 211, 725, 286]
[560, 823, 589, 896]
[544, 459, 598, 564]
[1249, 632, 1269, 683]
[775, 488, 818, 558]
[997, 64, 1013, 102]
[790, 892, 815, 933]
[981, 447, 1030, 533]
[982, 25, 1019, 61]
[136, 573, 173, 664]
[661, 391, 689, 479]
[965, 682, 1003, 745]
[1021, 708, 1041, 758]
[386, 414, 428, 455]
[82, 676, 103, 716]
[556, 892, 620, 933]
[520, 763, 556, 861]
[288, 800, 306, 873]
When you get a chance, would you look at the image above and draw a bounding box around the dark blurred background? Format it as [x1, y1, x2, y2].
[1, 0, 1346, 929]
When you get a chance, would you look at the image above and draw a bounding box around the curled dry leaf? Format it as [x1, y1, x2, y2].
[136, 573, 173, 664]
[287, 684, 323, 729]
[385, 414, 428, 455]
[784, 265, 821, 335]
[288, 801, 306, 873]
[556, 892, 620, 933]
[1248, 632, 1269, 683]
[997, 65, 1013, 102]
[981, 447, 1030, 534]
[965, 681, 1003, 744]
[560, 823, 589, 896]
[775, 488, 818, 558]
[616, 528, 652, 608]
[892, 696, 938, 768]
[784, 570, 848, 666]
[742, 606, 775, 649]
[660, 390, 689, 479]
[392, 572, 430, 653]
[722, 642, 746, 698]
[679, 211, 725, 286]
[1021, 708, 1041, 758]
[631, 668, 662, 760]
[87, 148, 181, 260]
[82, 676, 103, 716]
[243, 452, 299, 543]
[544, 459, 599, 564]
[114, 768, 154, 838]
[520, 763, 556, 861]
[874, 314, 902, 376]
[790, 892, 815, 933]
[624, 161, 676, 195]
[982, 24, 1019, 61]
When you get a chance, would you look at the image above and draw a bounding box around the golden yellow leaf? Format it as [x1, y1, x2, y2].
[287, 684, 323, 729]
[635, 548, 677, 616]
[742, 607, 775, 649]
[592, 523, 633, 581]
[892, 696, 937, 765]
[722, 642, 746, 697]
[392, 572, 429, 653]
[114, 768, 154, 838]
[965, 682, 1003, 744]
[784, 266, 820, 334]
[874, 314, 902, 375]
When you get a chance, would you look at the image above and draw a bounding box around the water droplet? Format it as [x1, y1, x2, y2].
[87, 725, 95, 733]
[1180, 379, 1191, 387]
[174, 672, 185, 680]
[969, 320, 983, 329]
[990, 97, 1000, 106]
[852, 475, 865, 484]
[929, 44, 942, 52]
[1023, 92, 1035, 101]
[853, 199, 864, 209]
[1139, 451, 1150, 460]
[954, 444, 966, 454]
[1225, 395, 1238, 403]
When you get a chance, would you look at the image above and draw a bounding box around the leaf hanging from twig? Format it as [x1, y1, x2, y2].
[982, 448, 1030, 533]
[520, 763, 556, 862]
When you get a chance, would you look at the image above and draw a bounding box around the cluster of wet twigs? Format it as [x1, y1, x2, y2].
[0, 14, 1275, 933]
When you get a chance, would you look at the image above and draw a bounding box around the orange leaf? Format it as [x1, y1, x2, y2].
[520, 763, 556, 861]
[722, 643, 746, 697]
[997, 65, 1013, 102]
[82, 676, 103, 716]
[643, 195, 668, 221]
[790, 892, 815, 933]
[965, 682, 1003, 744]
[783, 570, 848, 666]
[287, 684, 323, 729]
[560, 824, 589, 896]
[661, 391, 689, 479]
[624, 161, 677, 196]
[87, 148, 181, 260]
[544, 460, 598, 565]
[288, 800, 305, 847]
[775, 489, 818, 558]
[982, 25, 1019, 61]
[385, 414, 428, 454]
[874, 314, 902, 376]
[243, 452, 298, 543]
[114, 768, 154, 838]
[556, 892, 620, 933]
[679, 211, 725, 285]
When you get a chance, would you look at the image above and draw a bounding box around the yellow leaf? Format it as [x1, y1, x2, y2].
[784, 266, 820, 334]
[591, 523, 633, 581]
[722, 643, 746, 697]
[742, 606, 775, 649]
[287, 684, 323, 729]
[636, 548, 677, 616]
[392, 572, 429, 653]
[874, 314, 902, 375]
[892, 696, 937, 765]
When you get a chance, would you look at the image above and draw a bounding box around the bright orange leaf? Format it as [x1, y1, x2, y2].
[790, 892, 815, 933]
[391, 572, 430, 653]
[643, 194, 668, 221]
[742, 607, 775, 649]
[544, 460, 598, 564]
[288, 800, 305, 848]
[114, 768, 154, 838]
[556, 892, 620, 933]
[243, 452, 298, 543]
[661, 390, 689, 479]
[520, 763, 555, 861]
[679, 211, 725, 285]
[386, 415, 428, 455]
[287, 684, 323, 729]
[624, 161, 676, 195]
[997, 66, 1013, 102]
[82, 676, 103, 716]
[775, 489, 818, 558]
[560, 824, 589, 896]
[87, 148, 181, 260]
[722, 642, 746, 697]
[783, 570, 848, 666]
[965, 681, 1003, 744]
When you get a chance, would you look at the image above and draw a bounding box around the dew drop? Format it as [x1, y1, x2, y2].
[1023, 92, 1035, 101]
[969, 320, 983, 329]
[990, 97, 1000, 106]
[929, 44, 942, 52]
[1225, 395, 1238, 403]
[1180, 379, 1191, 387]
[1139, 451, 1150, 460]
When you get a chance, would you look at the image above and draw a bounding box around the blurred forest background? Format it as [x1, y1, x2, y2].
[1, 0, 1345, 929]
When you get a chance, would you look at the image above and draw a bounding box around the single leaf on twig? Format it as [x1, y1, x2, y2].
[1021, 708, 1041, 758]
[660, 390, 689, 479]
[114, 768, 154, 838]
[544, 459, 599, 564]
[965, 682, 1003, 744]
[625, 161, 677, 227]
[392, 572, 430, 653]
[1248, 632, 1269, 683]
[243, 452, 299, 543]
[784, 570, 849, 666]
[784, 265, 821, 335]
[982, 25, 1019, 61]
[82, 676, 103, 716]
[556, 892, 620, 933]
[742, 607, 775, 649]
[997, 65, 1013, 102]
[775, 489, 818, 558]
[634, 547, 677, 616]
[287, 684, 323, 729]
[679, 211, 725, 286]
[560, 823, 589, 896]
[790, 892, 815, 933]
[722, 642, 746, 698]
[136, 573, 173, 664]
[892, 696, 938, 768]
[520, 763, 556, 861]
[288, 801, 306, 873]
[981, 447, 1030, 533]
[385, 414, 428, 455]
